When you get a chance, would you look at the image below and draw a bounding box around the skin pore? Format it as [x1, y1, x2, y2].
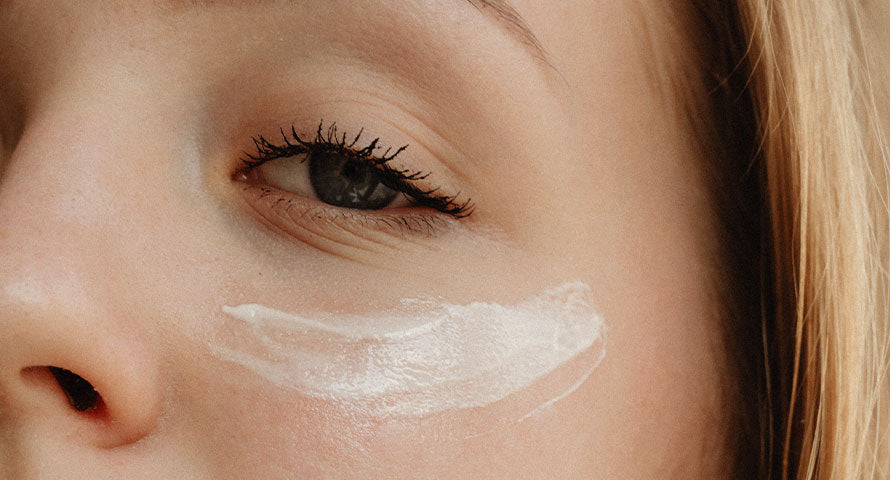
[0, 0, 728, 478]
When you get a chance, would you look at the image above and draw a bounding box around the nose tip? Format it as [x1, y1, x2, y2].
[0, 293, 164, 450]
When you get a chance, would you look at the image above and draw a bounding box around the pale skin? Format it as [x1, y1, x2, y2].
[0, 1, 727, 478]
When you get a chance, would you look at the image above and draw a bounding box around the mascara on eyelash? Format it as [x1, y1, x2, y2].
[238, 121, 475, 218]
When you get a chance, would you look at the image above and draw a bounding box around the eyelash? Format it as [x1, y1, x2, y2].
[236, 121, 475, 219]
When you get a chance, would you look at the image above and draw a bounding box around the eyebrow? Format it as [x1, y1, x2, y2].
[171, 0, 549, 63]
[463, 0, 549, 62]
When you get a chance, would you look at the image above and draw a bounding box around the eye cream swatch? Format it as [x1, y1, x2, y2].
[210, 282, 605, 417]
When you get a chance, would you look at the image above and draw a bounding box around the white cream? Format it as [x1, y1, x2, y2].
[210, 282, 605, 418]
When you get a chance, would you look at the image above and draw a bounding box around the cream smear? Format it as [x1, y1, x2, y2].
[211, 282, 605, 418]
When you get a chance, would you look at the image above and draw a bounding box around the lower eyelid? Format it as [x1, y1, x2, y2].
[239, 184, 454, 249]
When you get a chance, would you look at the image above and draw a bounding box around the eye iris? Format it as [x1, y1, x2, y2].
[308, 150, 400, 210]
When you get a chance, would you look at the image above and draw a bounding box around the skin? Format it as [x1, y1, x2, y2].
[0, 0, 727, 478]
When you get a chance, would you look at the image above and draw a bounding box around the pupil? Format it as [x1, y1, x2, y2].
[340, 161, 365, 182]
[309, 151, 400, 210]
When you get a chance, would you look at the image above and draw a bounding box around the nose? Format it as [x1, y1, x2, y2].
[0, 278, 162, 449]
[0, 117, 164, 460]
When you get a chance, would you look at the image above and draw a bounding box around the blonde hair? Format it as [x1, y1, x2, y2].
[646, 0, 890, 477]
[725, 1, 890, 478]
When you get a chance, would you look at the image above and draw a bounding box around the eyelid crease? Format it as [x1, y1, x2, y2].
[290, 91, 481, 189]
[317, 93, 485, 191]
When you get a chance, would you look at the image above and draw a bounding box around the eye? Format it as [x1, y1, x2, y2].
[257, 146, 407, 211]
[235, 122, 474, 218]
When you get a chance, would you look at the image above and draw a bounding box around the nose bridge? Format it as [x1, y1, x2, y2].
[0, 105, 120, 301]
[0, 33, 202, 263]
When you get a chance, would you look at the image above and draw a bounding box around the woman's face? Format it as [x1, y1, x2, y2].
[0, 1, 726, 477]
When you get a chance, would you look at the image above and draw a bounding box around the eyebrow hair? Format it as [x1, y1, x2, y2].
[463, 0, 549, 62]
[169, 0, 549, 63]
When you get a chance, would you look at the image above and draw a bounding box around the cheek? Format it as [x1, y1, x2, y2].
[182, 333, 607, 477]
[571, 243, 727, 476]
[206, 283, 603, 415]
[169, 284, 607, 477]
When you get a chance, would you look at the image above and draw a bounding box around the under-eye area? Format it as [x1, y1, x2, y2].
[208, 282, 606, 420]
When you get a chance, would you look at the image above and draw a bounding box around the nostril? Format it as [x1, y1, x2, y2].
[47, 366, 104, 413]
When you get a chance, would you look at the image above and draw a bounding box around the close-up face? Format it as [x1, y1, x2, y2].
[0, 1, 728, 478]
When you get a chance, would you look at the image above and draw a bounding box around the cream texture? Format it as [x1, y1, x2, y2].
[211, 282, 605, 417]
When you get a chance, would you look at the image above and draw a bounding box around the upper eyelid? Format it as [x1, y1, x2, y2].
[242, 122, 406, 166]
